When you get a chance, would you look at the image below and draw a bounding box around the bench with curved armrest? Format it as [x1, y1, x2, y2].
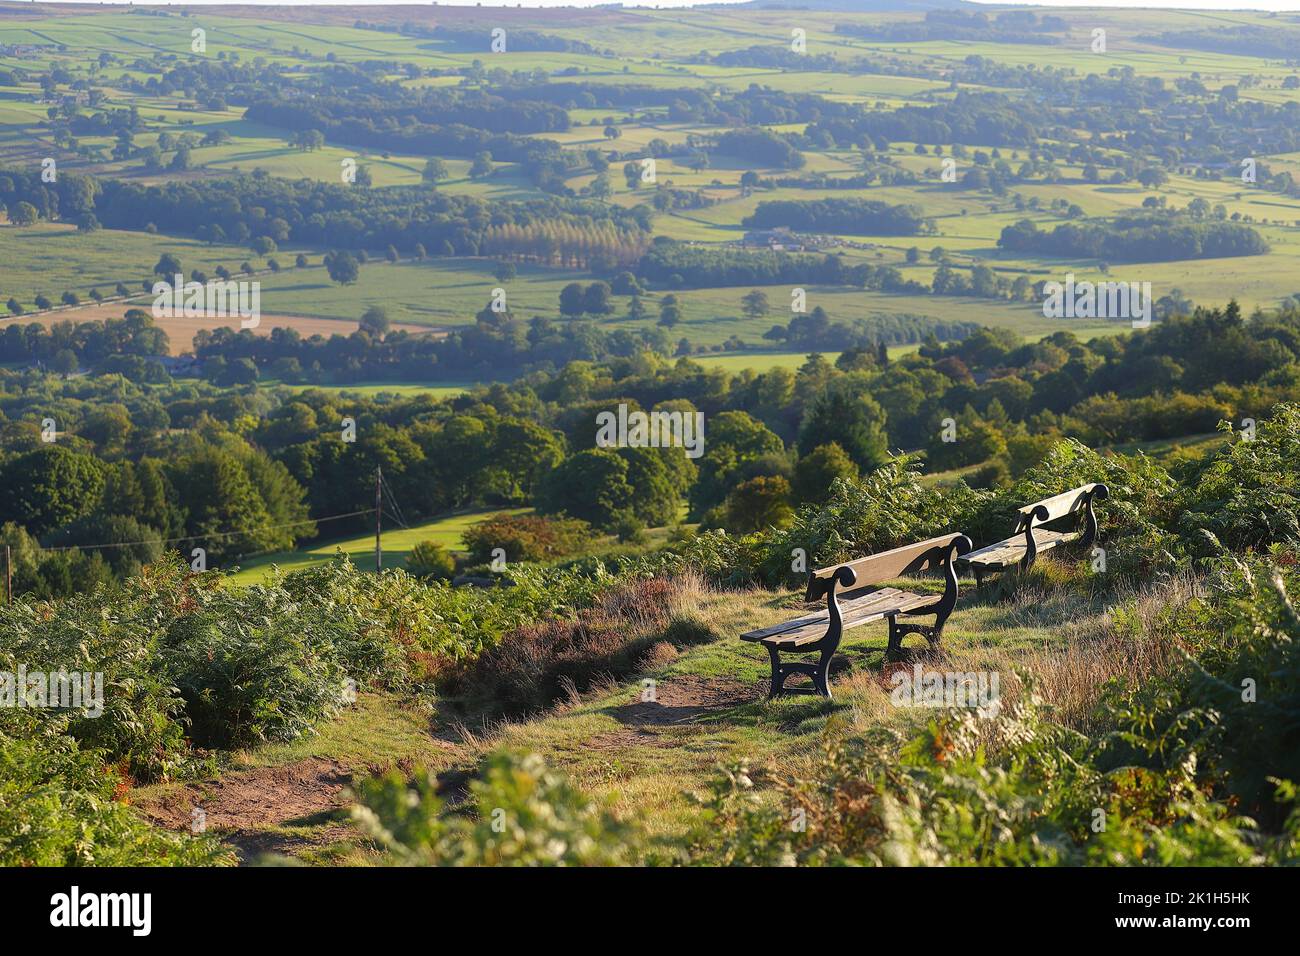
[958, 483, 1109, 586]
[740, 533, 973, 699]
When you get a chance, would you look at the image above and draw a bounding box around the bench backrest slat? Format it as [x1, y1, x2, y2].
[1017, 483, 1105, 528]
[810, 533, 968, 589]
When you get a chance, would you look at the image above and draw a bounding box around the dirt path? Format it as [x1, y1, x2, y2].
[136, 757, 356, 862]
[583, 674, 752, 751]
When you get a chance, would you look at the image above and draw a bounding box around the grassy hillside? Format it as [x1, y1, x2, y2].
[224, 508, 529, 585]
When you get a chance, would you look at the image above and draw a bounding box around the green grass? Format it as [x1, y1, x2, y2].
[226, 508, 530, 585]
[0, 222, 279, 306]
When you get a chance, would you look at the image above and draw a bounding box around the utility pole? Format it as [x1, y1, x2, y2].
[374, 466, 383, 572]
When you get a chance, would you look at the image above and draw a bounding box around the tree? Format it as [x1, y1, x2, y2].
[798, 385, 889, 471]
[793, 442, 859, 504]
[324, 250, 360, 285]
[82, 405, 133, 448]
[50, 348, 78, 378]
[422, 158, 448, 183]
[493, 261, 517, 284]
[622, 161, 642, 190]
[166, 447, 277, 562]
[658, 294, 683, 327]
[291, 129, 325, 151]
[359, 306, 391, 337]
[536, 449, 635, 530]
[690, 410, 785, 515]
[0, 446, 106, 537]
[741, 289, 770, 321]
[213, 356, 259, 387]
[925, 407, 1007, 471]
[582, 281, 613, 316]
[154, 253, 181, 277]
[1137, 167, 1168, 189]
[9, 201, 38, 226]
[616, 446, 680, 528]
[559, 282, 586, 317]
[722, 475, 792, 533]
[610, 271, 641, 296]
[469, 151, 494, 178]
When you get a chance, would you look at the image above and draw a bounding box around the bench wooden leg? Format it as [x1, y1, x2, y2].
[765, 646, 833, 699]
[972, 566, 984, 589]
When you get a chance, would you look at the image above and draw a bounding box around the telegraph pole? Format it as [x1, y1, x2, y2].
[374, 466, 383, 572]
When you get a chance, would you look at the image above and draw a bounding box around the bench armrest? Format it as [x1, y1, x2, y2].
[931, 534, 973, 625]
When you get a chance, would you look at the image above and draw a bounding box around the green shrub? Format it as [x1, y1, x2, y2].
[351, 751, 642, 866]
[406, 541, 457, 581]
[0, 728, 233, 867]
[1102, 552, 1300, 824]
[1179, 404, 1300, 557]
[462, 512, 592, 565]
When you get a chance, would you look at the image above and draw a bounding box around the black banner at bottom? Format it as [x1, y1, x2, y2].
[0, 865, 1289, 942]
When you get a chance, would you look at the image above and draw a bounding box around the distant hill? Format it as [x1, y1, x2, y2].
[741, 0, 972, 11]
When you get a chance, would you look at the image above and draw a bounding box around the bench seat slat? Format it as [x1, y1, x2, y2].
[740, 587, 908, 641]
[741, 587, 936, 648]
[961, 528, 1078, 569]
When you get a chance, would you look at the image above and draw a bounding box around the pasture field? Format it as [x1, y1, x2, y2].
[225, 507, 530, 585]
[4, 4, 1300, 367]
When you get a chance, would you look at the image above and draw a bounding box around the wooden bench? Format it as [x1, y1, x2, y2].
[958, 483, 1109, 586]
[740, 533, 973, 699]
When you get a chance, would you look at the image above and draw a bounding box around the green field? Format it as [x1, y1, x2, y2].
[226, 507, 530, 585]
[6, 5, 1300, 360]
